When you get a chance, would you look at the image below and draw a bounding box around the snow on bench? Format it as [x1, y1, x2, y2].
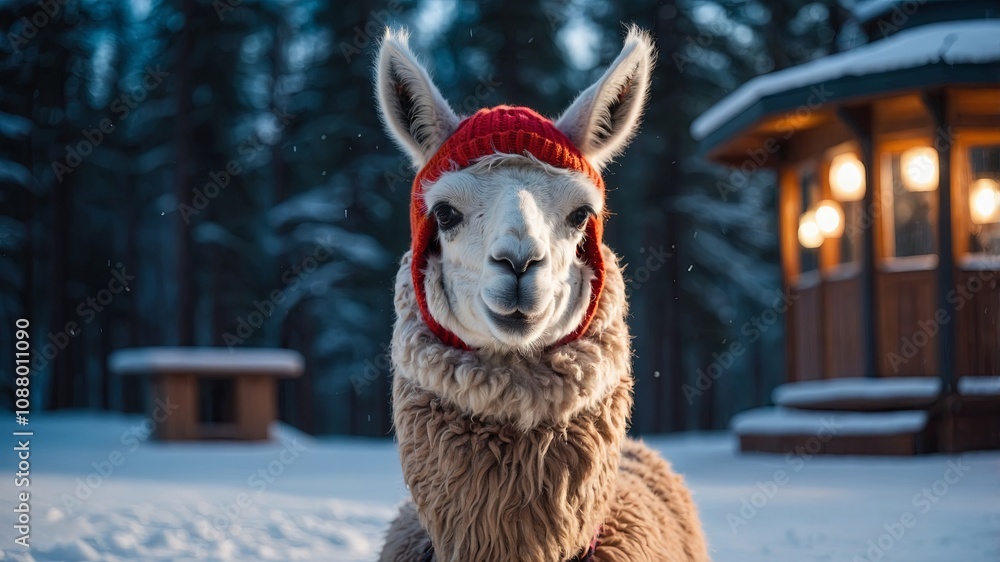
[109, 347, 304, 376]
[772, 377, 941, 410]
[731, 407, 928, 437]
[108, 347, 304, 441]
[958, 376, 1000, 396]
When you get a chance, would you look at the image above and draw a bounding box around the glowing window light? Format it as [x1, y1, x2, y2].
[798, 211, 824, 248]
[829, 153, 866, 202]
[969, 178, 1000, 224]
[815, 200, 845, 238]
[900, 147, 939, 192]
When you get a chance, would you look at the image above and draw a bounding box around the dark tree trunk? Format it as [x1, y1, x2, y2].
[173, 0, 196, 346]
[44, 22, 76, 409]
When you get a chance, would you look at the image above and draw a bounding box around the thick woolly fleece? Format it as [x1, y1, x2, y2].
[379, 246, 711, 562]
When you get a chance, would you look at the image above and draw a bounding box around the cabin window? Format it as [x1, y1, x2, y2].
[966, 145, 1000, 256]
[825, 150, 864, 267]
[797, 170, 820, 273]
[882, 151, 938, 258]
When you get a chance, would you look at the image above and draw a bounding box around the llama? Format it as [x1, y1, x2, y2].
[375, 26, 710, 562]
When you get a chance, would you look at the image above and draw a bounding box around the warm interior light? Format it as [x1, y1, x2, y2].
[830, 153, 865, 202]
[798, 211, 824, 248]
[815, 200, 845, 238]
[900, 147, 939, 192]
[969, 178, 1000, 224]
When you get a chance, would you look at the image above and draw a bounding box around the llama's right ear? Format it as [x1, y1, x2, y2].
[375, 28, 460, 169]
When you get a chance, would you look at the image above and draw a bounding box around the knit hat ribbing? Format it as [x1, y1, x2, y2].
[410, 105, 606, 350]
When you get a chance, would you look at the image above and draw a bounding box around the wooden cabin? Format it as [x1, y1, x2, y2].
[693, 0, 1000, 454]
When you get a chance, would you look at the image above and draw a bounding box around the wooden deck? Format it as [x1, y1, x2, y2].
[735, 376, 1000, 455]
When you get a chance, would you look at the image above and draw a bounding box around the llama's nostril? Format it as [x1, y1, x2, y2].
[491, 256, 515, 274]
[491, 253, 541, 277]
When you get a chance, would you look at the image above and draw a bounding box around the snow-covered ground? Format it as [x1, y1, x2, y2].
[1, 412, 998, 561]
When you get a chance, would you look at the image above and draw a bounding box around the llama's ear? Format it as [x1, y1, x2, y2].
[375, 27, 460, 169]
[555, 25, 655, 170]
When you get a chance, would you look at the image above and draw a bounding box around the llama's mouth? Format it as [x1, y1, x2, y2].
[487, 309, 537, 334]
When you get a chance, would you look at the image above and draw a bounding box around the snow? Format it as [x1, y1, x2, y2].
[773, 377, 941, 408]
[691, 20, 1000, 140]
[1, 412, 998, 562]
[959, 376, 1000, 396]
[107, 348, 304, 376]
[731, 407, 928, 436]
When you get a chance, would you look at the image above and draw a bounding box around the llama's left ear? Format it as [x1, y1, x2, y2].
[375, 27, 460, 169]
[556, 25, 655, 170]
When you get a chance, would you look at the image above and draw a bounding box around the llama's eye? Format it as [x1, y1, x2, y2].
[432, 203, 463, 231]
[568, 206, 593, 230]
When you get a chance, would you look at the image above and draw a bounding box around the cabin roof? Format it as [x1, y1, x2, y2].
[691, 19, 1000, 161]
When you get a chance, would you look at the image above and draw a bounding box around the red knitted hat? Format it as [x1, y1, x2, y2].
[410, 106, 606, 350]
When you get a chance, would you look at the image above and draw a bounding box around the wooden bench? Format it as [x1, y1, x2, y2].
[108, 347, 303, 441]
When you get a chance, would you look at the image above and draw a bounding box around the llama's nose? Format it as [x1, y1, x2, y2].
[490, 249, 542, 278]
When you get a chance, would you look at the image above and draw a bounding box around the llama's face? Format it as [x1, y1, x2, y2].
[376, 26, 654, 351]
[421, 156, 602, 350]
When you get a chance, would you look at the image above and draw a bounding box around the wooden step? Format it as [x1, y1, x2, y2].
[732, 407, 929, 456]
[773, 377, 941, 412]
[933, 377, 1000, 453]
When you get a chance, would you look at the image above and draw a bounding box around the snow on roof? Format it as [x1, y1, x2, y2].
[773, 377, 941, 407]
[958, 376, 1000, 396]
[691, 19, 1000, 141]
[108, 347, 304, 376]
[731, 406, 928, 436]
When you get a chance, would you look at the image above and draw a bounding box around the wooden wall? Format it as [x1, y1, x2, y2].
[956, 269, 1000, 377]
[789, 279, 823, 381]
[875, 268, 938, 376]
[824, 274, 865, 377]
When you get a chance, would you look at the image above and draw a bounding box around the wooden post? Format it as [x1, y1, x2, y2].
[836, 106, 878, 379]
[235, 377, 274, 440]
[152, 372, 198, 440]
[921, 91, 956, 393]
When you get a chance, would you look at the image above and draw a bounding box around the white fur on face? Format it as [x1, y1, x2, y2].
[420, 154, 602, 352]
